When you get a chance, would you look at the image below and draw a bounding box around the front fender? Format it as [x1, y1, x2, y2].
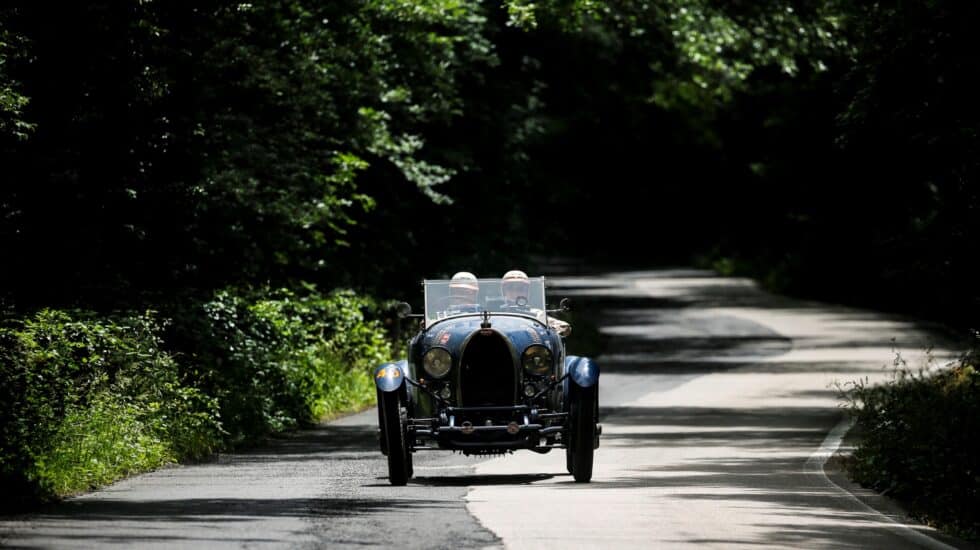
[565, 355, 599, 389]
[374, 360, 408, 393]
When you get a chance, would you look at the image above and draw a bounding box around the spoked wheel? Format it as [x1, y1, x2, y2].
[567, 384, 597, 482]
[380, 391, 412, 485]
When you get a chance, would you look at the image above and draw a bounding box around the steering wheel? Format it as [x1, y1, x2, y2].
[501, 297, 529, 312]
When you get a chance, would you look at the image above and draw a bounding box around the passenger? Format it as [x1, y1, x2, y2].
[501, 270, 571, 337]
[501, 269, 532, 310]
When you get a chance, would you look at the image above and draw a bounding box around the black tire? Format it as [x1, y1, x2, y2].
[380, 391, 411, 486]
[406, 446, 414, 480]
[568, 384, 597, 482]
[376, 388, 388, 456]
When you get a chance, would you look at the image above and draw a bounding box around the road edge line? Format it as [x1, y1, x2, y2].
[805, 416, 959, 550]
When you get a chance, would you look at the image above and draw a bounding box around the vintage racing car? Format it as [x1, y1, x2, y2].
[374, 275, 600, 485]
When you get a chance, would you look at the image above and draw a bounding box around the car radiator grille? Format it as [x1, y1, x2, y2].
[459, 331, 516, 408]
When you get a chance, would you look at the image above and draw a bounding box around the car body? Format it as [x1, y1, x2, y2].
[374, 276, 600, 485]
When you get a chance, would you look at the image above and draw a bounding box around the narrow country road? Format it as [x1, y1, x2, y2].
[0, 269, 966, 549]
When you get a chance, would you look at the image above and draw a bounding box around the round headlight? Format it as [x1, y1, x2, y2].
[522, 345, 552, 376]
[423, 347, 452, 378]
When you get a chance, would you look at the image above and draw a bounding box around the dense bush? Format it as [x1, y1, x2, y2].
[0, 310, 221, 503]
[0, 287, 393, 503]
[843, 348, 980, 540]
[167, 287, 393, 444]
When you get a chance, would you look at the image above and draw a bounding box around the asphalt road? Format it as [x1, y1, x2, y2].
[0, 269, 966, 549]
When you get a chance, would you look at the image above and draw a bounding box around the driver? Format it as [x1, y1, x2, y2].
[500, 270, 571, 336]
[447, 271, 481, 314]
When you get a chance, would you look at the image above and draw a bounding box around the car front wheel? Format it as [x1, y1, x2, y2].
[380, 390, 412, 485]
[567, 384, 597, 482]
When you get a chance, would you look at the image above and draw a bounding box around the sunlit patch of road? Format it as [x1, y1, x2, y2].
[466, 271, 961, 549]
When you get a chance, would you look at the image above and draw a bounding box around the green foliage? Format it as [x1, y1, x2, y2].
[0, 287, 392, 502]
[504, 0, 848, 103]
[0, 1, 495, 299]
[0, 310, 221, 502]
[4, 0, 973, 327]
[0, 14, 33, 140]
[35, 392, 172, 497]
[185, 0, 480, 268]
[842, 349, 980, 540]
[1, 0, 865, 304]
[169, 287, 392, 443]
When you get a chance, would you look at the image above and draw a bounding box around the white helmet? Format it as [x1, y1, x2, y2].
[501, 270, 530, 303]
[449, 271, 479, 303]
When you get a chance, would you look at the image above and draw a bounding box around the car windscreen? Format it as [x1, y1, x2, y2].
[423, 277, 547, 325]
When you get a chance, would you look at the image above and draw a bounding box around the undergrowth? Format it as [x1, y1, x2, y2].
[0, 286, 392, 506]
[841, 340, 979, 540]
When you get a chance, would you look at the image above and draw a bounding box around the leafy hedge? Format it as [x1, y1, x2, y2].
[843, 348, 979, 540]
[169, 287, 392, 443]
[0, 310, 221, 504]
[0, 287, 392, 505]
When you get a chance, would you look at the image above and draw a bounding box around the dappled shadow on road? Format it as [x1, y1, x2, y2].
[216, 424, 378, 465]
[551, 403, 913, 547]
[593, 451, 920, 550]
[591, 404, 843, 455]
[0, 534, 285, 548]
[672, 524, 916, 550]
[583, 453, 834, 492]
[597, 358, 900, 375]
[412, 473, 557, 487]
[556, 270, 800, 310]
[598, 405, 840, 428]
[515, 270, 963, 548]
[554, 270, 958, 379]
[2, 496, 466, 547]
[0, 418, 405, 547]
[26, 496, 451, 523]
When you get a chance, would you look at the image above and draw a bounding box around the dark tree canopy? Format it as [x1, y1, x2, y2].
[1, 0, 976, 325]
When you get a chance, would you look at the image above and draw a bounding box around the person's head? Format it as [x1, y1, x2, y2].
[449, 271, 479, 306]
[501, 270, 530, 305]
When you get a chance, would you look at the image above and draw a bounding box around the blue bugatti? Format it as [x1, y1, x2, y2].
[374, 276, 600, 485]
